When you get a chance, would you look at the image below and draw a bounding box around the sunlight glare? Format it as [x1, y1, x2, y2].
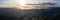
[19, 0, 26, 5]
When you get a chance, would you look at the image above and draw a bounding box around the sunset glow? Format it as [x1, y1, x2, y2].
[19, 0, 26, 5]
[18, 0, 30, 9]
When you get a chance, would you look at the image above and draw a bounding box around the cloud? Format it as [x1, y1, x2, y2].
[37, 0, 60, 3]
[0, 0, 18, 4]
[0, 0, 60, 4]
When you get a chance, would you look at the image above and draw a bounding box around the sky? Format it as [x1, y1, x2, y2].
[0, 0, 60, 4]
[0, 0, 60, 8]
[26, 0, 60, 4]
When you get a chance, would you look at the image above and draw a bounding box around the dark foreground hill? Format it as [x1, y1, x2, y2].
[0, 7, 60, 20]
[23, 7, 60, 20]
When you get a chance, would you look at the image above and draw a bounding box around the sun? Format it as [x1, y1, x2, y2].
[19, 0, 26, 5]
[18, 0, 33, 10]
